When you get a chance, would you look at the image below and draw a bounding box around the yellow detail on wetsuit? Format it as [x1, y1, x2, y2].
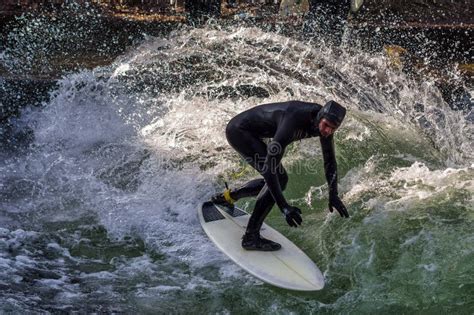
[223, 189, 236, 204]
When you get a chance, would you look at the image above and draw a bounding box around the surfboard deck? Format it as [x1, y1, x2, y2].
[198, 201, 324, 291]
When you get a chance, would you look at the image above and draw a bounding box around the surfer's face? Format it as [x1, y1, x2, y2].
[319, 118, 338, 137]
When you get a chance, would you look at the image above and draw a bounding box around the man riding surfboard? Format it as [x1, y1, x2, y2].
[212, 100, 349, 251]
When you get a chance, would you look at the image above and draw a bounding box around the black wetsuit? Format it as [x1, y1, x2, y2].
[226, 100, 339, 234]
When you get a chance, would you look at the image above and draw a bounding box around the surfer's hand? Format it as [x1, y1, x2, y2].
[282, 206, 303, 227]
[329, 194, 349, 218]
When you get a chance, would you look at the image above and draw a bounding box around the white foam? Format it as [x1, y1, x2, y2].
[344, 159, 473, 213]
[419, 263, 437, 272]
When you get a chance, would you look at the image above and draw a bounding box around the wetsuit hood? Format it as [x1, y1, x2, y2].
[317, 100, 346, 126]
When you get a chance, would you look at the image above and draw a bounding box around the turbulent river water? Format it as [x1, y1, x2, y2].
[1, 12, 473, 313]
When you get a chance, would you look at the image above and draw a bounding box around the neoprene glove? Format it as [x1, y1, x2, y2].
[329, 193, 349, 218]
[282, 206, 303, 227]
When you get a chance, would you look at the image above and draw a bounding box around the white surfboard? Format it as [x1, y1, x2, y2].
[198, 201, 324, 291]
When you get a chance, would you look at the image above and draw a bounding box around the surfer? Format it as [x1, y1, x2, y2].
[212, 100, 349, 251]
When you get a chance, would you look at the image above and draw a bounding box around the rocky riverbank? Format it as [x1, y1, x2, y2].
[1, 1, 472, 130]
